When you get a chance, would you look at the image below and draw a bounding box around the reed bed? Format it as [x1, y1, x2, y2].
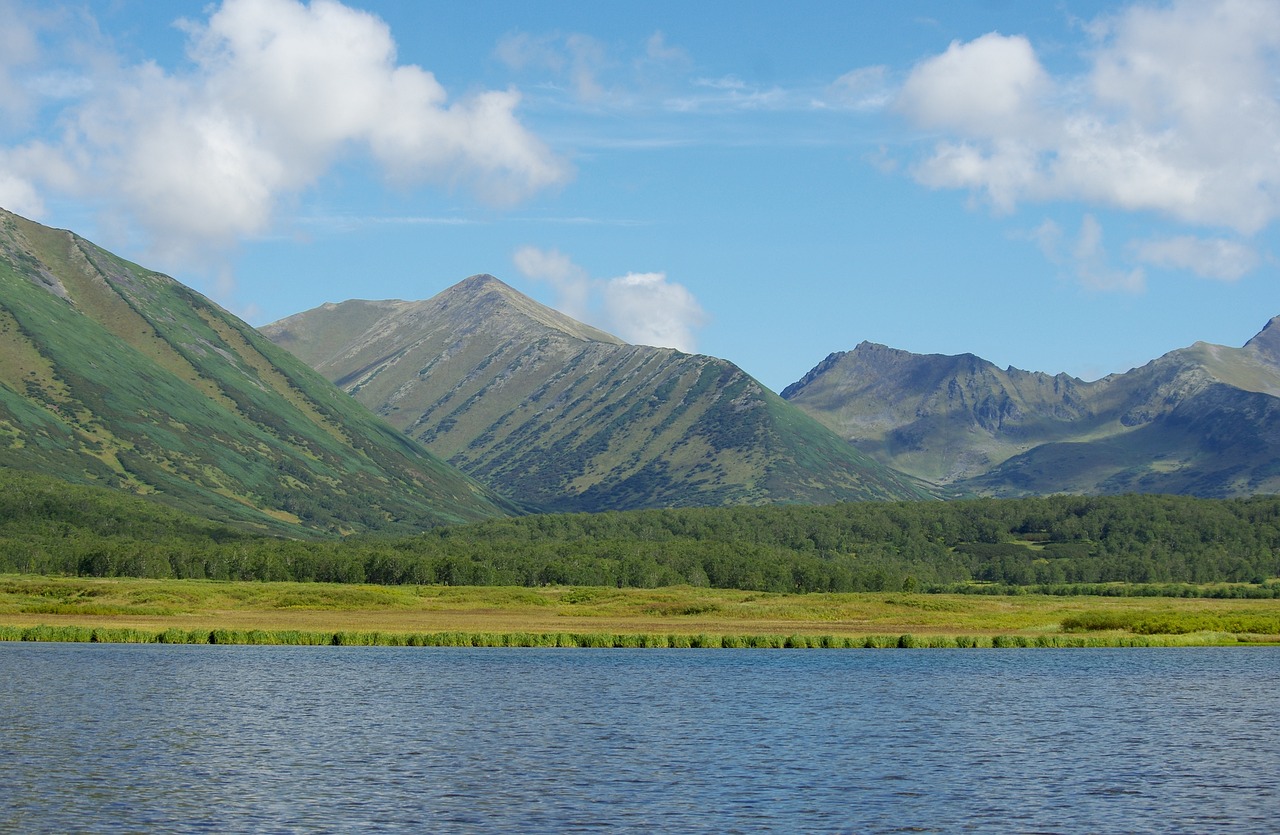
[0, 622, 1253, 649]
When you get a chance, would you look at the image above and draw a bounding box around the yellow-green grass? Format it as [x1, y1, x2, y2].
[2, 575, 1278, 647]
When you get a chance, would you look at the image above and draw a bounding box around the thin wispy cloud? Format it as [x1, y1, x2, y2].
[512, 216, 651, 227]
[822, 66, 894, 111]
[292, 215, 484, 235]
[496, 30, 611, 102]
[500, 27, 896, 120]
[1028, 215, 1145, 293]
[1131, 236, 1260, 282]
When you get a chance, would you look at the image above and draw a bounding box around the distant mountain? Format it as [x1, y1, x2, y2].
[782, 324, 1280, 498]
[0, 208, 511, 534]
[262, 275, 933, 512]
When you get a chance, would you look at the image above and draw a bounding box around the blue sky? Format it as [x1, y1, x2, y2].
[2, 0, 1277, 391]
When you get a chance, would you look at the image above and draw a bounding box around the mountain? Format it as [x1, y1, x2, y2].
[0, 208, 512, 534]
[782, 324, 1280, 498]
[262, 275, 933, 512]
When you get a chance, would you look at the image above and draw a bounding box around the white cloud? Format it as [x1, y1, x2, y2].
[896, 1, 1280, 235]
[0, 141, 76, 218]
[0, 0, 568, 266]
[600, 272, 706, 352]
[513, 246, 706, 352]
[1131, 236, 1260, 281]
[0, 165, 43, 218]
[898, 34, 1048, 135]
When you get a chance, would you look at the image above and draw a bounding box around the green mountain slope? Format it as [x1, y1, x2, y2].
[262, 275, 933, 512]
[0, 208, 511, 534]
[783, 323, 1280, 498]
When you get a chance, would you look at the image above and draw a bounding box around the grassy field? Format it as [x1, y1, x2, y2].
[2, 575, 1278, 647]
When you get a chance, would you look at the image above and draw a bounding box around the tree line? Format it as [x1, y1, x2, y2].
[2, 468, 1278, 595]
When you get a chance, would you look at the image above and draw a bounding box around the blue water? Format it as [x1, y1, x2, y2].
[1, 645, 1276, 833]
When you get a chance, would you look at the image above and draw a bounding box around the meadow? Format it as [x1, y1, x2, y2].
[3, 575, 1277, 648]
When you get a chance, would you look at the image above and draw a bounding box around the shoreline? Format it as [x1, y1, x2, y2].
[2, 622, 1271, 648]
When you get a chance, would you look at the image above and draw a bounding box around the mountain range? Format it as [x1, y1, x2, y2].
[267, 273, 1280, 504]
[3, 203, 1276, 534]
[261, 274, 934, 512]
[782, 323, 1280, 498]
[0, 208, 510, 534]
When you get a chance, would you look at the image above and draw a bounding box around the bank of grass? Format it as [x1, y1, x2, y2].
[1, 575, 1277, 648]
[0, 622, 1255, 648]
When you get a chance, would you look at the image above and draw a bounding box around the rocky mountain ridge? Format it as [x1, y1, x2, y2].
[783, 321, 1280, 497]
[263, 274, 934, 512]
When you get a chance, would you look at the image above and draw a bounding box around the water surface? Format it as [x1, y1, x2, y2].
[2, 645, 1276, 833]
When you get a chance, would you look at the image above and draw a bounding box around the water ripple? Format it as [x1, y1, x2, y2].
[1, 645, 1276, 833]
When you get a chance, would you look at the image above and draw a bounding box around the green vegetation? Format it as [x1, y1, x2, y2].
[2, 468, 1278, 597]
[3, 576, 1276, 647]
[0, 623, 1254, 648]
[262, 276, 934, 513]
[1061, 609, 1280, 635]
[0, 208, 511, 535]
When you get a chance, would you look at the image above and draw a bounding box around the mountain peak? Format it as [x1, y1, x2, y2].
[264, 276, 934, 511]
[436, 273, 624, 345]
[1244, 315, 1280, 364]
[451, 273, 515, 296]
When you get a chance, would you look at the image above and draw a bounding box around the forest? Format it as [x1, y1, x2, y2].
[2, 469, 1278, 596]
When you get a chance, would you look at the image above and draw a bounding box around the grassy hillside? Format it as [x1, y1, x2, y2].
[263, 275, 934, 512]
[0, 208, 512, 534]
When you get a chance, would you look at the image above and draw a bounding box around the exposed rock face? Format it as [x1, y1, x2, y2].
[784, 326, 1280, 498]
[263, 275, 933, 512]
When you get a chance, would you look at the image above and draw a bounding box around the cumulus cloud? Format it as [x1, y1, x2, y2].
[897, 1, 1280, 236]
[0, 165, 43, 218]
[898, 34, 1048, 135]
[599, 272, 706, 352]
[0, 0, 568, 265]
[1131, 236, 1260, 281]
[513, 246, 706, 352]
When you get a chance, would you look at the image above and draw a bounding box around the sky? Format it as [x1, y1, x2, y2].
[1, 0, 1278, 392]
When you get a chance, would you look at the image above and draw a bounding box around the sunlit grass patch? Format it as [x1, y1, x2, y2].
[3, 575, 1277, 648]
[1063, 610, 1280, 635]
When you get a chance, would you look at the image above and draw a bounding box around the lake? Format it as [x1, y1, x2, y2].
[1, 644, 1276, 833]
